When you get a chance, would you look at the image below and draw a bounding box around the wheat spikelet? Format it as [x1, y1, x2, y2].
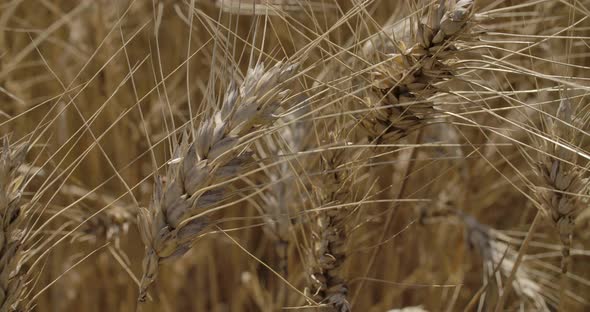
[136, 61, 298, 302]
[0, 139, 29, 312]
[362, 0, 477, 142]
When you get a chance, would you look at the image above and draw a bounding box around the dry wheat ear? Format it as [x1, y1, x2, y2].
[137, 61, 299, 302]
[1, 139, 29, 312]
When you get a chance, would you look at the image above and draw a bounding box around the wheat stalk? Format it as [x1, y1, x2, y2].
[0, 138, 29, 312]
[136, 61, 298, 302]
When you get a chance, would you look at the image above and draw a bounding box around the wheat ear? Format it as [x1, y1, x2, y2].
[363, 0, 476, 142]
[0, 139, 29, 312]
[136, 62, 298, 302]
[308, 133, 354, 312]
[259, 110, 308, 278]
[462, 215, 550, 311]
[251, 110, 308, 308]
[534, 95, 585, 274]
[60, 185, 134, 246]
[422, 184, 550, 311]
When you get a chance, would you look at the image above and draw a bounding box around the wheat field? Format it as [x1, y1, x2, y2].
[1, 0, 590, 311]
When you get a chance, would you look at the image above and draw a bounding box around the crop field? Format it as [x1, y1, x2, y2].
[1, 0, 590, 311]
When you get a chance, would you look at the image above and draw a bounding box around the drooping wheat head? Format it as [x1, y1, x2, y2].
[136, 61, 299, 302]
